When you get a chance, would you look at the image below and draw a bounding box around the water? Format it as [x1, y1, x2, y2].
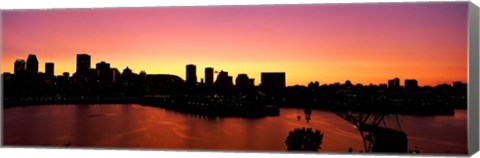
[3, 104, 467, 154]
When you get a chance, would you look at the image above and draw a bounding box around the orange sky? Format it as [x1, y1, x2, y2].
[1, 3, 469, 86]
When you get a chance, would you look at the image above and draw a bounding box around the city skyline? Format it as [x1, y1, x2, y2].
[4, 53, 465, 87]
[2, 2, 468, 86]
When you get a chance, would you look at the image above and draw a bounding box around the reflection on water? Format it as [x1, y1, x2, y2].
[3, 104, 467, 154]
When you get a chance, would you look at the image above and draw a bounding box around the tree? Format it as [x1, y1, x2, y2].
[285, 127, 324, 151]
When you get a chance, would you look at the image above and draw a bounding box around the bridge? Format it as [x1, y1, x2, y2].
[332, 110, 408, 153]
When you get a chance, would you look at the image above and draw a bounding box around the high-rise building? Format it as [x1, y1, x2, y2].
[111, 68, 120, 84]
[76, 54, 91, 75]
[235, 74, 250, 89]
[26, 54, 39, 75]
[205, 67, 214, 86]
[404, 79, 418, 92]
[96, 61, 112, 84]
[388, 77, 400, 89]
[121, 67, 133, 87]
[186, 64, 197, 86]
[261, 72, 286, 89]
[14, 59, 26, 76]
[214, 70, 233, 87]
[45, 62, 54, 77]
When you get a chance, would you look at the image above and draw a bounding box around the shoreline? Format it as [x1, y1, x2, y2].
[2, 97, 462, 116]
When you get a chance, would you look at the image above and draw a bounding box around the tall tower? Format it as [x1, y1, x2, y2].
[76, 54, 91, 82]
[14, 59, 26, 76]
[186, 64, 197, 86]
[205, 67, 214, 86]
[76, 54, 91, 75]
[45, 62, 54, 77]
[96, 61, 112, 84]
[26, 54, 39, 75]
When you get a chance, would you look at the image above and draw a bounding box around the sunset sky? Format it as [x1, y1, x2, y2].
[1, 2, 468, 86]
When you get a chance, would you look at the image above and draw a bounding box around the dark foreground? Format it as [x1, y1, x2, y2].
[3, 96, 459, 117]
[3, 104, 468, 154]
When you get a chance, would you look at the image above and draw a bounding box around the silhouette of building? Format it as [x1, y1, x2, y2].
[388, 78, 400, 89]
[379, 83, 388, 89]
[235, 74, 254, 96]
[76, 54, 91, 73]
[76, 54, 91, 83]
[112, 68, 120, 84]
[45, 62, 54, 77]
[96, 61, 110, 71]
[14, 59, 26, 76]
[63, 72, 70, 78]
[87, 68, 98, 83]
[186, 64, 197, 86]
[227, 76, 233, 86]
[236, 74, 251, 89]
[56, 72, 70, 86]
[146, 74, 185, 95]
[404, 79, 418, 92]
[215, 70, 233, 88]
[261, 72, 286, 89]
[96, 61, 113, 84]
[122, 67, 133, 76]
[26, 54, 39, 76]
[2, 73, 13, 82]
[121, 67, 134, 87]
[205, 67, 214, 86]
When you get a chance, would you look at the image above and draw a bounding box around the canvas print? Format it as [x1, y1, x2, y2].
[1, 2, 469, 155]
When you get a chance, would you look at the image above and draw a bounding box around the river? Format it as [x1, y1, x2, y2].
[3, 104, 467, 154]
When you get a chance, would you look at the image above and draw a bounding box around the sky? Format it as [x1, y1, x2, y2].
[1, 2, 469, 86]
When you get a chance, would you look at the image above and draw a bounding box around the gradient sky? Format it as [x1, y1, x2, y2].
[1, 2, 468, 86]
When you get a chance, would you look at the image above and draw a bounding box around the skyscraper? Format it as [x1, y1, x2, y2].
[404, 79, 418, 92]
[205, 67, 214, 86]
[14, 59, 26, 76]
[26, 54, 39, 75]
[214, 71, 233, 87]
[75, 54, 91, 83]
[111, 68, 120, 84]
[186, 64, 197, 86]
[388, 77, 400, 89]
[45, 62, 54, 77]
[235, 74, 250, 89]
[76, 54, 91, 75]
[96, 61, 112, 84]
